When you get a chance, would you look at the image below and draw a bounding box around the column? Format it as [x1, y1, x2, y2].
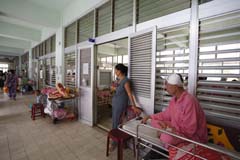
[55, 26, 64, 83]
[28, 49, 33, 79]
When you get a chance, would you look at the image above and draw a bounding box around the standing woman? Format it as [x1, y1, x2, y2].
[0, 71, 4, 91]
[110, 64, 141, 149]
[6, 70, 18, 100]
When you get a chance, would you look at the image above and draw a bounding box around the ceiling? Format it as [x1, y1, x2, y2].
[26, 0, 73, 11]
[0, 0, 72, 59]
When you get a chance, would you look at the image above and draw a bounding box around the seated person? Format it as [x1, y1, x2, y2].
[142, 73, 208, 148]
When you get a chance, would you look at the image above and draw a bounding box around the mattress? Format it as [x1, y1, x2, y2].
[122, 119, 164, 147]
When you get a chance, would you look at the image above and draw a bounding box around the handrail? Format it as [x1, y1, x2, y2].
[135, 123, 240, 160]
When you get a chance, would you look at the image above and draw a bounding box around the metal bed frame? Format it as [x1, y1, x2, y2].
[119, 119, 240, 160]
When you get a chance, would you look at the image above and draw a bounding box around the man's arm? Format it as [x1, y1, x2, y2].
[142, 102, 172, 124]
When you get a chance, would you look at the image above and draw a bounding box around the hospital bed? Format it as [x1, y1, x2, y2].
[119, 118, 240, 160]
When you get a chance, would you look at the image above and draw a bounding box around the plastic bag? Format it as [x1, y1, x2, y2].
[3, 86, 8, 93]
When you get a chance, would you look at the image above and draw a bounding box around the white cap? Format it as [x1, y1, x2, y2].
[166, 74, 183, 87]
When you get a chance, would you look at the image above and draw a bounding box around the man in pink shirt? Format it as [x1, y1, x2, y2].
[142, 73, 208, 147]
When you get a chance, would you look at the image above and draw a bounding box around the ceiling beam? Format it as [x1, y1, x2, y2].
[0, 45, 24, 55]
[0, 51, 21, 56]
[0, 36, 31, 49]
[0, 0, 61, 28]
[0, 21, 41, 42]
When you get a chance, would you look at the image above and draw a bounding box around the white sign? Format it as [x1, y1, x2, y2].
[83, 63, 89, 75]
[40, 70, 43, 79]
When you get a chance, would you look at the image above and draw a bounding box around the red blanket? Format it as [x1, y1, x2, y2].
[168, 142, 231, 160]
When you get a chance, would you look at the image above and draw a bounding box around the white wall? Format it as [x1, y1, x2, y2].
[41, 27, 57, 41]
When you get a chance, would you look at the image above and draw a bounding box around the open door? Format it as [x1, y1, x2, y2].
[38, 60, 44, 89]
[77, 45, 94, 126]
[32, 60, 38, 89]
[128, 27, 156, 115]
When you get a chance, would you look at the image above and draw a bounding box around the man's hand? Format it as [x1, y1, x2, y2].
[158, 121, 167, 129]
[141, 116, 150, 124]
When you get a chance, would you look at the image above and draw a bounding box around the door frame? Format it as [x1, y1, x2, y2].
[77, 45, 95, 126]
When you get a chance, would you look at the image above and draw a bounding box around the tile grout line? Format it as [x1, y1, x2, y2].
[6, 135, 12, 160]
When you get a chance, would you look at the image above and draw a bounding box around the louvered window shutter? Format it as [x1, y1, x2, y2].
[113, 0, 133, 31]
[78, 11, 94, 43]
[32, 49, 35, 59]
[51, 57, 56, 86]
[197, 12, 240, 124]
[45, 59, 51, 85]
[65, 52, 76, 88]
[155, 25, 190, 112]
[39, 44, 43, 57]
[199, 0, 213, 4]
[42, 41, 46, 56]
[96, 1, 112, 36]
[130, 32, 152, 98]
[46, 38, 51, 54]
[65, 23, 77, 48]
[51, 35, 56, 52]
[137, 0, 190, 24]
[36, 46, 39, 58]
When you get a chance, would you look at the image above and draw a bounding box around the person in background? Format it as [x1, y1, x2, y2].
[110, 63, 142, 150]
[5, 70, 18, 100]
[0, 70, 4, 91]
[142, 73, 208, 148]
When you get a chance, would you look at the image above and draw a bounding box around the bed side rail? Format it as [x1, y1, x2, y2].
[136, 124, 240, 160]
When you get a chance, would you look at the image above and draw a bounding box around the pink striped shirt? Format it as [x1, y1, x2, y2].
[151, 91, 208, 144]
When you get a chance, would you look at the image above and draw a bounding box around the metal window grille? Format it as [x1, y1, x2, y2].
[96, 1, 112, 36]
[51, 57, 56, 86]
[32, 48, 35, 59]
[46, 38, 51, 54]
[36, 46, 39, 58]
[42, 41, 46, 56]
[197, 12, 240, 124]
[113, 0, 133, 31]
[65, 22, 77, 48]
[65, 52, 76, 88]
[39, 44, 43, 57]
[199, 0, 213, 4]
[155, 25, 190, 112]
[51, 35, 56, 52]
[45, 58, 51, 85]
[136, 0, 191, 24]
[78, 11, 94, 43]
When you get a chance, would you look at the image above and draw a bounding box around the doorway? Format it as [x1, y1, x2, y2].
[96, 38, 128, 130]
[78, 46, 94, 126]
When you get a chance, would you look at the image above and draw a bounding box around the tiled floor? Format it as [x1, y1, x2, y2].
[0, 93, 135, 160]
